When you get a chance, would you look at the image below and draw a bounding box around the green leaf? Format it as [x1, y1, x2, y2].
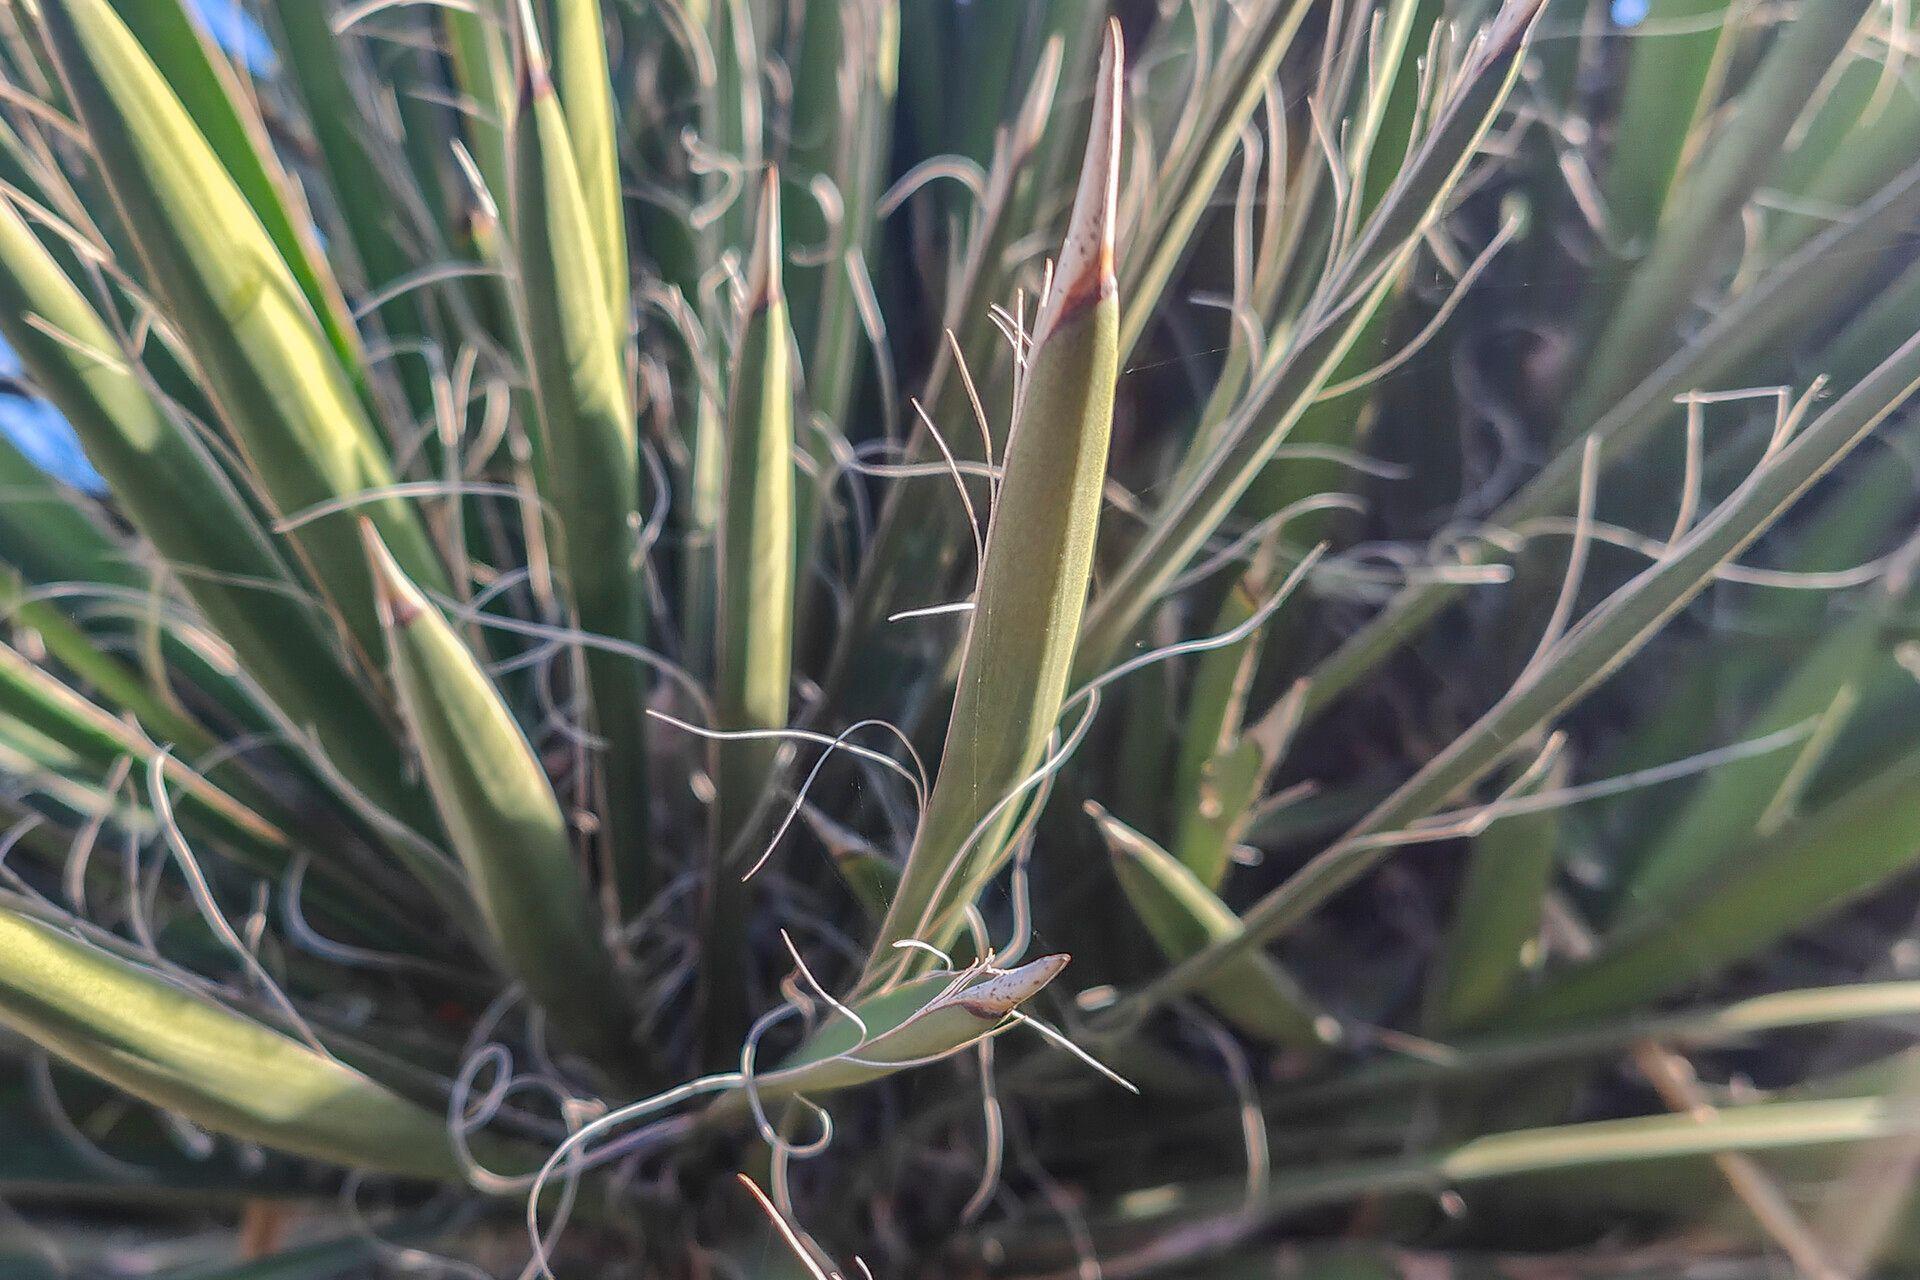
[1279, 981, 1920, 1115]
[1170, 564, 1285, 890]
[0, 566, 213, 760]
[861, 27, 1123, 986]
[1045, 1097, 1920, 1270]
[1423, 753, 1566, 1034]
[103, 0, 366, 391]
[1093, 802, 1332, 1053]
[0, 188, 434, 841]
[713, 954, 1069, 1110]
[1510, 739, 1920, 1027]
[703, 169, 798, 1060]
[363, 523, 635, 1071]
[509, 17, 651, 893]
[1565, 0, 1873, 438]
[1303, 154, 1920, 721]
[551, 0, 630, 329]
[0, 902, 471, 1180]
[1074, 1, 1543, 678]
[1578, 0, 1735, 332]
[1117, 325, 1920, 1023]
[0, 638, 278, 877]
[263, 0, 437, 418]
[37, 0, 449, 662]
[1117, 0, 1317, 360]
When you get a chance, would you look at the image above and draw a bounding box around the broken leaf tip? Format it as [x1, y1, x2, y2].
[952, 954, 1070, 1019]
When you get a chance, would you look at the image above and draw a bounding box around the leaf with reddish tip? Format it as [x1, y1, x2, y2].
[863, 23, 1124, 988]
[361, 523, 637, 1074]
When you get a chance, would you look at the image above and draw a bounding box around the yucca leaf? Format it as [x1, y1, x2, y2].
[509, 15, 651, 893]
[861, 25, 1123, 986]
[0, 903, 471, 1180]
[1279, 981, 1920, 1115]
[0, 430, 133, 594]
[362, 523, 634, 1071]
[444, 1, 514, 224]
[991, 1096, 1920, 1274]
[262, 0, 436, 418]
[702, 169, 796, 1059]
[152, 1229, 437, 1280]
[1509, 739, 1920, 1028]
[1117, 0, 1315, 360]
[785, 0, 897, 435]
[1074, 0, 1543, 677]
[0, 188, 433, 838]
[0, 640, 406, 942]
[706, 0, 763, 252]
[0, 631, 265, 852]
[551, 0, 629, 330]
[1170, 565, 1279, 889]
[36, 0, 449, 662]
[1092, 803, 1332, 1054]
[1579, 0, 1734, 332]
[1303, 155, 1920, 721]
[1116, 327, 1920, 1021]
[784, 0, 900, 626]
[1422, 753, 1565, 1034]
[1614, 600, 1895, 918]
[800, 803, 901, 920]
[1770, 84, 1920, 266]
[810, 42, 1065, 710]
[0, 567, 213, 761]
[101, 0, 365, 390]
[1564, 0, 1873, 437]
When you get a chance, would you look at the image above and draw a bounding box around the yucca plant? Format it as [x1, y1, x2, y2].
[4, 0, 1920, 1274]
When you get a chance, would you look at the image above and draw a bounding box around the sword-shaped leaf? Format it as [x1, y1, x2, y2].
[0, 903, 468, 1180]
[103, 0, 364, 388]
[717, 954, 1069, 1109]
[862, 24, 1124, 986]
[551, 0, 629, 331]
[508, 12, 651, 892]
[1074, 0, 1544, 678]
[1092, 803, 1332, 1053]
[0, 189, 436, 847]
[36, 0, 448, 662]
[702, 169, 796, 1059]
[1564, 0, 1873, 437]
[1117, 326, 1920, 1022]
[1423, 754, 1566, 1034]
[362, 523, 634, 1070]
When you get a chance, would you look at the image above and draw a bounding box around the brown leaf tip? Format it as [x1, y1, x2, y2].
[513, 0, 554, 106]
[359, 519, 423, 630]
[1034, 19, 1122, 345]
[745, 166, 785, 312]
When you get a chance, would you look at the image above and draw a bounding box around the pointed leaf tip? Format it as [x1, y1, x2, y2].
[1034, 19, 1122, 346]
[1085, 800, 1144, 861]
[512, 0, 553, 103]
[359, 519, 424, 629]
[746, 166, 784, 310]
